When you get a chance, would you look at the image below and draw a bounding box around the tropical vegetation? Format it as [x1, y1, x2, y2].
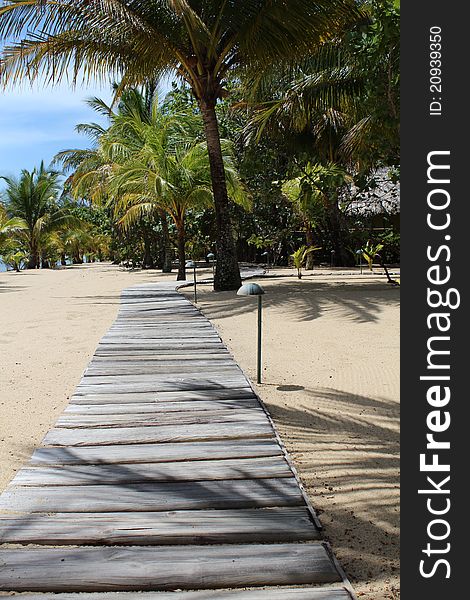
[0, 0, 400, 279]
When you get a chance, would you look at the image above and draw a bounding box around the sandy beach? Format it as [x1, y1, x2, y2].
[0, 263, 399, 600]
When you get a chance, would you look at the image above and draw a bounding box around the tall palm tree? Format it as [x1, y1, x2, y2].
[1, 164, 62, 268]
[0, 0, 361, 289]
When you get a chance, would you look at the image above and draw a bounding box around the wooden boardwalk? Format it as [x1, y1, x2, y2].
[0, 282, 355, 599]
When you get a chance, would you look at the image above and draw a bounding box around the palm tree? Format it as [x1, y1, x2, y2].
[0, 0, 361, 289]
[59, 89, 246, 280]
[1, 164, 62, 268]
[0, 204, 27, 254]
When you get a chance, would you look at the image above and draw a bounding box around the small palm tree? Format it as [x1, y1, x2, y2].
[1, 164, 64, 268]
[1, 249, 28, 272]
[0, 204, 27, 254]
[291, 245, 321, 279]
[362, 241, 384, 272]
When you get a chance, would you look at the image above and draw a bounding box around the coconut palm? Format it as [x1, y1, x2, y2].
[0, 0, 362, 289]
[1, 164, 63, 268]
[291, 245, 321, 279]
[0, 204, 27, 254]
[115, 137, 245, 281]
[58, 88, 246, 280]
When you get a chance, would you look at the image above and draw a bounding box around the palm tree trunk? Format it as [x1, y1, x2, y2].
[160, 211, 172, 273]
[176, 219, 186, 281]
[199, 100, 241, 291]
[143, 232, 152, 269]
[305, 222, 315, 270]
[28, 241, 39, 269]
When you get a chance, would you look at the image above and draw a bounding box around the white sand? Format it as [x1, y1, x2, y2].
[182, 271, 400, 600]
[0, 264, 399, 600]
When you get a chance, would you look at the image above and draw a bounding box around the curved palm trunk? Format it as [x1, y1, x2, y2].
[160, 211, 172, 273]
[176, 218, 186, 281]
[199, 100, 241, 291]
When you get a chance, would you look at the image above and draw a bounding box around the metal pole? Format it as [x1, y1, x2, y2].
[257, 295, 262, 384]
[193, 263, 197, 303]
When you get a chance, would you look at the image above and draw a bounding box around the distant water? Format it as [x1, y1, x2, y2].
[0, 258, 80, 272]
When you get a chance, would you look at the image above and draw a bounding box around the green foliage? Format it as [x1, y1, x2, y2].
[0, 2, 399, 272]
[0, 204, 27, 254]
[362, 240, 384, 271]
[1, 249, 28, 272]
[291, 245, 321, 279]
[56, 86, 248, 279]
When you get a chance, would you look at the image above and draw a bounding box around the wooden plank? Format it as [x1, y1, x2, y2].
[0, 507, 320, 545]
[64, 399, 259, 414]
[84, 366, 242, 377]
[77, 374, 247, 386]
[74, 380, 250, 395]
[0, 543, 341, 591]
[89, 356, 234, 365]
[2, 589, 351, 600]
[55, 408, 266, 429]
[109, 323, 213, 329]
[70, 388, 255, 404]
[30, 439, 282, 466]
[43, 422, 273, 446]
[10, 457, 292, 486]
[94, 349, 230, 357]
[0, 478, 305, 512]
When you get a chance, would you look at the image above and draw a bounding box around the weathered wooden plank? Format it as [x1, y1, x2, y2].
[84, 366, 241, 377]
[78, 374, 247, 386]
[74, 380, 250, 395]
[30, 439, 282, 466]
[95, 345, 227, 355]
[108, 326, 212, 333]
[94, 349, 230, 357]
[1, 589, 351, 600]
[43, 422, 272, 446]
[0, 543, 341, 591]
[100, 336, 222, 344]
[10, 457, 291, 486]
[0, 507, 320, 545]
[0, 478, 304, 512]
[103, 329, 219, 336]
[55, 408, 266, 429]
[70, 388, 255, 404]
[64, 399, 259, 415]
[89, 357, 234, 365]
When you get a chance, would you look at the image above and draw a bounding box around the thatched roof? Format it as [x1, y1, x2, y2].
[343, 169, 400, 216]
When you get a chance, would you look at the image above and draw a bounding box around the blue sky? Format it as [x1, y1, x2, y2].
[0, 81, 113, 187]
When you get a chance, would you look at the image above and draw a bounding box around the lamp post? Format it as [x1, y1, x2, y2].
[185, 260, 197, 303]
[330, 249, 336, 268]
[237, 282, 265, 384]
[356, 249, 363, 275]
[207, 252, 215, 278]
[261, 250, 269, 271]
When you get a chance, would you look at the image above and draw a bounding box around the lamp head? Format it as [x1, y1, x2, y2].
[237, 282, 265, 296]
